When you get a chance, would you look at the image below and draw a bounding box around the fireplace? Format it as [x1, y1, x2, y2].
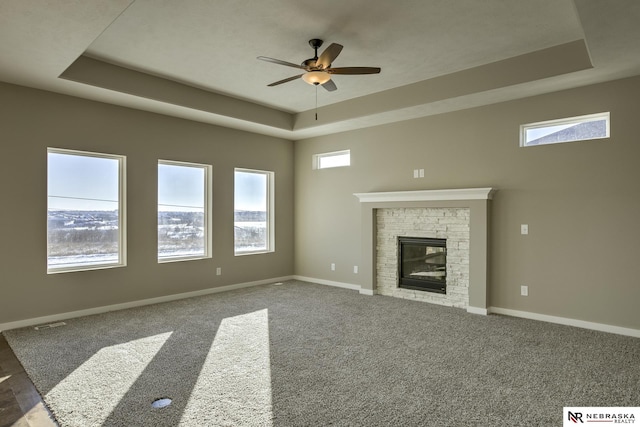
[355, 188, 495, 313]
[398, 237, 447, 294]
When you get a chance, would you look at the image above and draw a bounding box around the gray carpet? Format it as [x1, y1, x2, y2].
[4, 280, 640, 426]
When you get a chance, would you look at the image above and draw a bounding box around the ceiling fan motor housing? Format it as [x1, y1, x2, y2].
[302, 58, 318, 68]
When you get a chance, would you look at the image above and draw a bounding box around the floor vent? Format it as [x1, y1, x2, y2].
[152, 398, 172, 409]
[34, 322, 67, 330]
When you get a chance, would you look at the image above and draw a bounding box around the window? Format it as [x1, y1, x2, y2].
[313, 150, 350, 169]
[520, 112, 610, 147]
[158, 160, 212, 262]
[47, 148, 126, 273]
[234, 168, 274, 255]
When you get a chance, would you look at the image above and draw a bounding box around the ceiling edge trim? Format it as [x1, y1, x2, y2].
[59, 56, 294, 131]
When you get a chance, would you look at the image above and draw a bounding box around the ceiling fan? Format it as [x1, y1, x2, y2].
[257, 39, 381, 92]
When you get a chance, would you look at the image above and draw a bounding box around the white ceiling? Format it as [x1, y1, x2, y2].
[1, 0, 639, 140]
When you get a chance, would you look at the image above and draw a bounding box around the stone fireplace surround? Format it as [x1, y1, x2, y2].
[354, 188, 495, 315]
[378, 207, 470, 307]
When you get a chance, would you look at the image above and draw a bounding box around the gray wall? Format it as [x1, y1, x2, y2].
[294, 76, 640, 330]
[2, 74, 639, 331]
[0, 82, 294, 324]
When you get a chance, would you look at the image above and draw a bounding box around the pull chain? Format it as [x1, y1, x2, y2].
[315, 84, 318, 121]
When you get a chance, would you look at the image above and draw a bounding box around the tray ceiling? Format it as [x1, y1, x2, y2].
[1, 0, 639, 139]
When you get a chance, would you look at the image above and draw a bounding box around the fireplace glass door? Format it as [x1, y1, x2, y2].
[398, 237, 446, 294]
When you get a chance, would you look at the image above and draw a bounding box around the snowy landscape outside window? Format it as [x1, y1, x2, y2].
[234, 168, 274, 255]
[47, 148, 126, 273]
[158, 160, 212, 262]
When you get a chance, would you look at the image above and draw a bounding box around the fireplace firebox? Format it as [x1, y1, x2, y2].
[398, 237, 447, 294]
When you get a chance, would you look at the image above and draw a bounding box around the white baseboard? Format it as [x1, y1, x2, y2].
[0, 276, 293, 332]
[5, 278, 635, 339]
[466, 306, 488, 315]
[489, 306, 640, 338]
[292, 279, 639, 337]
[292, 275, 361, 292]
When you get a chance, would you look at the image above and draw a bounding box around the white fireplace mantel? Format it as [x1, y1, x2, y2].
[354, 188, 496, 203]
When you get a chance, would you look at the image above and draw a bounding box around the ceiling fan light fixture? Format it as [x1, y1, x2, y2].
[302, 71, 331, 85]
[258, 40, 380, 91]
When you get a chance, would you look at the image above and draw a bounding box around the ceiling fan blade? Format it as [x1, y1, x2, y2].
[257, 56, 306, 70]
[267, 74, 303, 87]
[328, 67, 381, 75]
[322, 79, 337, 92]
[316, 43, 343, 69]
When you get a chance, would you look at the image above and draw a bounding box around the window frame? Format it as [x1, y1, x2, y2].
[519, 112, 610, 147]
[312, 149, 351, 169]
[47, 147, 127, 274]
[157, 159, 213, 263]
[234, 168, 275, 256]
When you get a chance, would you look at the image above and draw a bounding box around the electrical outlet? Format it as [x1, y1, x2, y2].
[331, 263, 336, 271]
[216, 267, 222, 276]
[521, 285, 528, 296]
[521, 224, 529, 235]
[413, 169, 419, 178]
[419, 169, 424, 178]
[353, 265, 359, 274]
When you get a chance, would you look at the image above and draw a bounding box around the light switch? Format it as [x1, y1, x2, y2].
[521, 224, 529, 235]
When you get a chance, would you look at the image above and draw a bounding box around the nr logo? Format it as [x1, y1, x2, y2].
[568, 411, 584, 423]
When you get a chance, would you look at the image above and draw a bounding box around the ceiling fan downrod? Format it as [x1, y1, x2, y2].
[309, 38, 323, 62]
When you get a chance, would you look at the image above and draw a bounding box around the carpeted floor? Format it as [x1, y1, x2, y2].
[4, 280, 640, 426]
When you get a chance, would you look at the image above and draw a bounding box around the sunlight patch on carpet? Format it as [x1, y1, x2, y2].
[45, 331, 173, 425]
[179, 309, 273, 426]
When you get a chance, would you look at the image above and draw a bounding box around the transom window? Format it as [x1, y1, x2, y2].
[47, 148, 126, 273]
[520, 112, 610, 147]
[158, 160, 212, 262]
[234, 168, 274, 255]
[313, 150, 350, 169]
